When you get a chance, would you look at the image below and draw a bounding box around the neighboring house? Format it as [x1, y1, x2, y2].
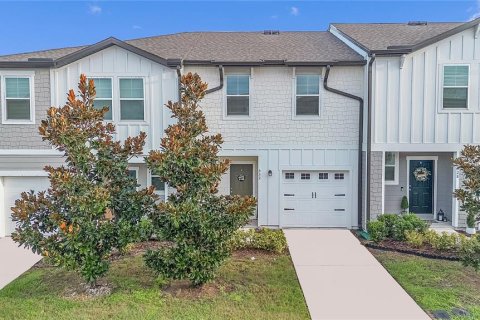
[330, 18, 480, 228]
[1, 19, 479, 237]
[0, 31, 365, 237]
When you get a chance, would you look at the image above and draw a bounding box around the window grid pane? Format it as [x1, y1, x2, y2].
[319, 173, 328, 180]
[334, 173, 345, 180]
[296, 96, 319, 115]
[151, 176, 165, 191]
[443, 66, 468, 87]
[120, 100, 144, 120]
[120, 79, 144, 99]
[443, 88, 468, 109]
[6, 78, 30, 98]
[301, 173, 310, 180]
[226, 75, 249, 95]
[285, 172, 295, 179]
[385, 167, 395, 181]
[94, 99, 113, 120]
[296, 75, 319, 95]
[92, 78, 112, 99]
[6, 100, 30, 120]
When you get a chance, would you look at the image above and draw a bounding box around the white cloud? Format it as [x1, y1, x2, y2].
[290, 6, 299, 16]
[132, 25, 142, 30]
[89, 4, 102, 15]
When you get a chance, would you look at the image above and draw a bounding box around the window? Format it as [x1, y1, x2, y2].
[443, 65, 469, 109]
[2, 76, 33, 122]
[301, 173, 310, 180]
[91, 78, 113, 120]
[226, 75, 249, 116]
[128, 169, 138, 180]
[319, 173, 328, 180]
[334, 173, 345, 180]
[296, 75, 320, 116]
[285, 172, 295, 180]
[120, 78, 144, 120]
[150, 175, 165, 194]
[384, 152, 399, 184]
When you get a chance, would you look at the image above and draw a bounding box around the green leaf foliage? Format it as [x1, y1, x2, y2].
[145, 73, 256, 286]
[11, 75, 157, 285]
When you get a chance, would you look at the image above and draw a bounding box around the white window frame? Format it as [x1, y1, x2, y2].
[293, 73, 321, 119]
[224, 73, 251, 119]
[118, 77, 146, 122]
[90, 76, 114, 121]
[1, 71, 35, 124]
[441, 64, 470, 110]
[147, 170, 166, 196]
[384, 152, 399, 185]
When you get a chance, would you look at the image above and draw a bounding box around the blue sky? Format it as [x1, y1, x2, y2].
[0, 1, 478, 55]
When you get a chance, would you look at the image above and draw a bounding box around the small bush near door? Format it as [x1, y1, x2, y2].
[367, 213, 428, 243]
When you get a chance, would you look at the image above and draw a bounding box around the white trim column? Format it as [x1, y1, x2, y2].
[452, 151, 460, 228]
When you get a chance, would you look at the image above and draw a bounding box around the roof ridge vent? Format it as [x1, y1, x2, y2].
[407, 21, 428, 26]
[263, 30, 280, 35]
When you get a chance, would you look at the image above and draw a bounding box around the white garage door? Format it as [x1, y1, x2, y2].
[3, 177, 50, 236]
[281, 171, 350, 227]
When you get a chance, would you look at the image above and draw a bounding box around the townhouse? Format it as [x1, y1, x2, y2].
[1, 18, 479, 236]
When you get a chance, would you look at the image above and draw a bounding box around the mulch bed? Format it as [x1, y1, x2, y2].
[351, 231, 461, 261]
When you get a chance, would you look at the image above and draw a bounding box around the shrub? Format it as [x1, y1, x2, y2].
[367, 220, 387, 243]
[229, 228, 288, 254]
[453, 145, 480, 229]
[460, 236, 480, 271]
[144, 73, 256, 286]
[405, 230, 425, 248]
[431, 232, 458, 251]
[423, 229, 440, 246]
[11, 75, 156, 285]
[377, 214, 400, 238]
[392, 214, 428, 241]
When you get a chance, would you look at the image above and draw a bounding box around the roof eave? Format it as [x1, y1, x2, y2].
[182, 59, 366, 66]
[0, 61, 54, 68]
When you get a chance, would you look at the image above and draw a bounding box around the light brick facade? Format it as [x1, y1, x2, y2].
[368, 151, 383, 220]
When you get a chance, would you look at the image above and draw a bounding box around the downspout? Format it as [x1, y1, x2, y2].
[366, 54, 376, 226]
[323, 65, 364, 229]
[176, 66, 182, 106]
[205, 65, 224, 94]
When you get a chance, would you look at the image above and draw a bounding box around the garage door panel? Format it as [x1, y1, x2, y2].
[3, 177, 49, 236]
[281, 170, 350, 228]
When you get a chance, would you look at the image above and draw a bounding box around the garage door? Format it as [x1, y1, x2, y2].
[281, 171, 350, 227]
[3, 177, 50, 236]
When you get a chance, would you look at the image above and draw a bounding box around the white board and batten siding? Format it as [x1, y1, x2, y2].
[219, 146, 359, 228]
[372, 26, 480, 152]
[50, 46, 177, 153]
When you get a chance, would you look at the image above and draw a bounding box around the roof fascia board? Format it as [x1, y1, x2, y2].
[54, 37, 178, 68]
[409, 18, 480, 52]
[329, 25, 369, 58]
[0, 61, 54, 68]
[329, 24, 372, 54]
[183, 60, 366, 67]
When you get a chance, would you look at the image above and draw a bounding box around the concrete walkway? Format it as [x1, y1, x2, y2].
[0, 237, 41, 290]
[284, 229, 430, 320]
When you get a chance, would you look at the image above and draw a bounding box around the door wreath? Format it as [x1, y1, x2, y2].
[413, 167, 431, 182]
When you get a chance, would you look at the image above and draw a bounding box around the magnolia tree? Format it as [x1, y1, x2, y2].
[145, 73, 256, 286]
[11, 75, 156, 285]
[453, 145, 480, 231]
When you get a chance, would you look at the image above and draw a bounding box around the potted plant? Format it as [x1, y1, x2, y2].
[401, 196, 409, 214]
[453, 145, 480, 235]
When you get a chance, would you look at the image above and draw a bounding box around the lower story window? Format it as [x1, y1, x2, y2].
[151, 174, 165, 194]
[385, 152, 398, 184]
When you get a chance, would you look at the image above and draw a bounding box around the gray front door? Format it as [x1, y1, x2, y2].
[230, 164, 253, 196]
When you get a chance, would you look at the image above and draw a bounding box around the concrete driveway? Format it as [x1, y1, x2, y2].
[284, 229, 430, 320]
[0, 237, 41, 290]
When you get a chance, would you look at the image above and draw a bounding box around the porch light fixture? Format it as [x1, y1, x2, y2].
[437, 209, 445, 222]
[268, 170, 273, 177]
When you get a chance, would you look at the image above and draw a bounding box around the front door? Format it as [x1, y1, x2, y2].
[230, 164, 253, 197]
[409, 160, 434, 214]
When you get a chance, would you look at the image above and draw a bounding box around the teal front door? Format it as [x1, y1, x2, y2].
[409, 160, 434, 214]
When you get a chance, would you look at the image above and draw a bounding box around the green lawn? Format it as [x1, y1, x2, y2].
[0, 250, 308, 320]
[371, 249, 480, 320]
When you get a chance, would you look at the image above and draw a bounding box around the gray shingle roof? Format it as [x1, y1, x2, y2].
[0, 31, 364, 65]
[332, 22, 463, 52]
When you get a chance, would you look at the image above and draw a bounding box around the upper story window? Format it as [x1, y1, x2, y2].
[296, 74, 320, 116]
[91, 78, 113, 120]
[384, 152, 399, 185]
[1, 76, 34, 124]
[442, 65, 469, 109]
[226, 74, 250, 116]
[119, 78, 144, 121]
